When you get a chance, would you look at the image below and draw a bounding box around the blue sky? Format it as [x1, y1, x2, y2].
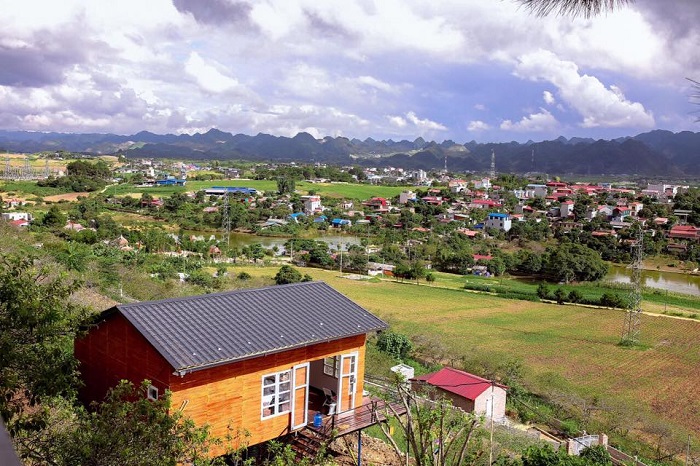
[1, 0, 698, 143]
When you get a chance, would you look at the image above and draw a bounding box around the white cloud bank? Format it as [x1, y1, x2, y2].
[500, 109, 559, 132]
[514, 50, 655, 129]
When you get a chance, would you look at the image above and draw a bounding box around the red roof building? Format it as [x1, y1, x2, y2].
[412, 367, 507, 420]
[668, 225, 700, 240]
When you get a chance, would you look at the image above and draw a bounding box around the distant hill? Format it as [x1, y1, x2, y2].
[1, 128, 699, 176]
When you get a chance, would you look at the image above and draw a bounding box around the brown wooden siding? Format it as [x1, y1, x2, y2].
[169, 334, 367, 456]
[75, 313, 172, 405]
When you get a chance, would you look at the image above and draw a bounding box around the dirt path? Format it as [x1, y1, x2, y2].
[43, 192, 91, 202]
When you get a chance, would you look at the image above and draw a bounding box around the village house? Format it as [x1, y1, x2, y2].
[411, 367, 507, 421]
[362, 197, 390, 213]
[1, 212, 32, 222]
[75, 282, 388, 457]
[667, 225, 700, 241]
[301, 195, 323, 214]
[485, 212, 512, 232]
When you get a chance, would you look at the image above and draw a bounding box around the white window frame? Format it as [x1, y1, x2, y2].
[261, 370, 292, 419]
[147, 385, 159, 401]
[323, 356, 340, 378]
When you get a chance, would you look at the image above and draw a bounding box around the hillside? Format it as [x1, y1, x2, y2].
[1, 128, 699, 176]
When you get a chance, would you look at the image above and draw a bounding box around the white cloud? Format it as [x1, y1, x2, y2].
[356, 75, 395, 93]
[467, 120, 490, 131]
[405, 111, 447, 131]
[474, 104, 487, 111]
[184, 52, 239, 94]
[388, 116, 407, 128]
[515, 50, 655, 128]
[543, 91, 555, 105]
[500, 109, 558, 132]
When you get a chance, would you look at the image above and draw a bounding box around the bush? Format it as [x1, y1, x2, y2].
[376, 331, 413, 360]
[237, 271, 252, 280]
[536, 282, 551, 300]
[274, 264, 303, 285]
[600, 293, 625, 308]
[568, 289, 583, 303]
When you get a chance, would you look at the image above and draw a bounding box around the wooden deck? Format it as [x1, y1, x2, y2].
[310, 396, 407, 438]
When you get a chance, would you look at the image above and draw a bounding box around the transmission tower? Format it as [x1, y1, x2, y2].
[621, 227, 643, 344]
[24, 157, 31, 180]
[221, 192, 231, 249]
[489, 149, 496, 179]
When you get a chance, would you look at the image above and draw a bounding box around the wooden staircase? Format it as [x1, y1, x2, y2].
[288, 426, 330, 461]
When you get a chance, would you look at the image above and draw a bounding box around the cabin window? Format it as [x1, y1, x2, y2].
[261, 370, 291, 419]
[147, 385, 159, 401]
[323, 356, 340, 378]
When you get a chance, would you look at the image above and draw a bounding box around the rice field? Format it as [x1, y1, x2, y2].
[222, 265, 700, 443]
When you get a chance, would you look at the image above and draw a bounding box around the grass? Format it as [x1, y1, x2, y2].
[108, 179, 411, 200]
[217, 264, 700, 446]
[0, 180, 71, 197]
[434, 272, 700, 312]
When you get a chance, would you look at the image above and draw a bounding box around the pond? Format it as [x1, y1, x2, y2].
[605, 264, 700, 297]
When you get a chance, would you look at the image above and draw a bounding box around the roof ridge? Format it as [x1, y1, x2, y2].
[117, 280, 323, 309]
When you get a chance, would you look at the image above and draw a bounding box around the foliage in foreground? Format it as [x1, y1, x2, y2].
[0, 254, 90, 426]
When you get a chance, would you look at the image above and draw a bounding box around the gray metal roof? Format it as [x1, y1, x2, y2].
[108, 281, 387, 373]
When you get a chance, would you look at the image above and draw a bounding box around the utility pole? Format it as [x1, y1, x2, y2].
[222, 191, 231, 250]
[489, 381, 495, 466]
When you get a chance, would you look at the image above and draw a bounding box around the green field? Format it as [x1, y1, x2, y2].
[0, 180, 70, 197]
[108, 179, 410, 200]
[218, 264, 700, 448]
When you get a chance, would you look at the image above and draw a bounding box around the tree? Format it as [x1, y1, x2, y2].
[376, 331, 413, 360]
[42, 205, 66, 228]
[0, 255, 90, 429]
[274, 264, 303, 285]
[276, 177, 296, 195]
[50, 381, 221, 466]
[374, 379, 484, 466]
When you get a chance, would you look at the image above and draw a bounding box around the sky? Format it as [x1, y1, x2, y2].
[1, 0, 699, 143]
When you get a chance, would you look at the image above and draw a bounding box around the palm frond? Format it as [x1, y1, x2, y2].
[517, 0, 634, 18]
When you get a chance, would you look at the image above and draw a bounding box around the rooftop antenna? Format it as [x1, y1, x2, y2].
[621, 226, 643, 345]
[490, 149, 496, 179]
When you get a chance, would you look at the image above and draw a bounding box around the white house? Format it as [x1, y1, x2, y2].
[301, 195, 323, 214]
[485, 212, 512, 232]
[1, 212, 32, 222]
[526, 184, 548, 198]
[560, 200, 574, 218]
[399, 191, 417, 204]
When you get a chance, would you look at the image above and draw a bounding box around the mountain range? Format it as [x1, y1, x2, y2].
[1, 128, 699, 177]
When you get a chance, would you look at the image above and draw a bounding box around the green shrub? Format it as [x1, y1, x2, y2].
[377, 331, 413, 360]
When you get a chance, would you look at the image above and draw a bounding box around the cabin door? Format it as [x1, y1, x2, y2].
[337, 352, 358, 412]
[291, 362, 309, 430]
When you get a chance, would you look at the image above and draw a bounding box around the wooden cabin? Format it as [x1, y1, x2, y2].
[75, 281, 387, 456]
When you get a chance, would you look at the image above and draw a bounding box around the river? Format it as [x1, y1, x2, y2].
[605, 265, 700, 297]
